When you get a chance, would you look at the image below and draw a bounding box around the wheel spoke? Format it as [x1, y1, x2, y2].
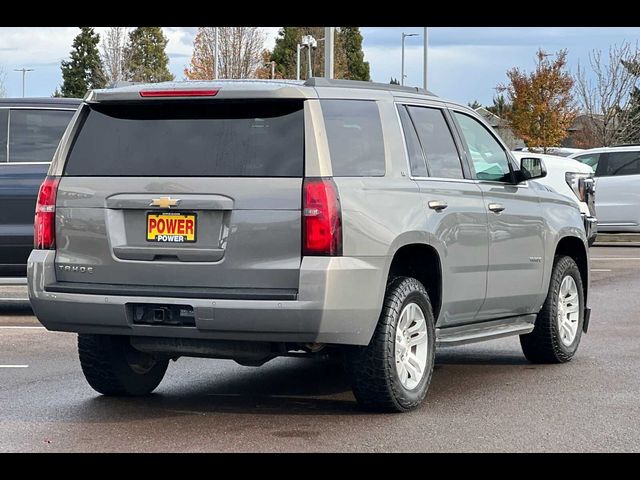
[405, 355, 421, 380]
[565, 302, 579, 314]
[407, 315, 425, 334]
[408, 330, 427, 347]
[398, 362, 409, 384]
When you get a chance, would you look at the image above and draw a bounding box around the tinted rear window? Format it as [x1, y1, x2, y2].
[9, 109, 75, 163]
[64, 101, 304, 177]
[599, 151, 640, 177]
[321, 100, 385, 177]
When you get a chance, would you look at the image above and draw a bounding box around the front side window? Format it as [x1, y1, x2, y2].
[408, 106, 463, 179]
[599, 151, 640, 177]
[454, 112, 512, 182]
[321, 100, 385, 177]
[573, 153, 600, 172]
[9, 109, 75, 163]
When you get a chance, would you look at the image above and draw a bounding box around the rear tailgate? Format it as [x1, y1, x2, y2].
[53, 99, 304, 297]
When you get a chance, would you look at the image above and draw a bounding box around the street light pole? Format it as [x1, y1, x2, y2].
[296, 44, 301, 81]
[401, 32, 419, 86]
[423, 27, 428, 90]
[324, 27, 334, 79]
[14, 68, 34, 97]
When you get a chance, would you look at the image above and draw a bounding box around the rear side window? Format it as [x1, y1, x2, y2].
[321, 100, 385, 177]
[598, 151, 640, 177]
[397, 105, 427, 177]
[64, 101, 304, 177]
[9, 109, 75, 163]
[408, 106, 463, 179]
[0, 110, 7, 162]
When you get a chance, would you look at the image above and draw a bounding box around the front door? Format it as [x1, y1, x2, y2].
[452, 111, 545, 320]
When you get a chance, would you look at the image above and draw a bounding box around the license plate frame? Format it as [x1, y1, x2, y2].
[146, 212, 197, 243]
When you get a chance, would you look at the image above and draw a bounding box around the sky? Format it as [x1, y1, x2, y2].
[1, 27, 639, 105]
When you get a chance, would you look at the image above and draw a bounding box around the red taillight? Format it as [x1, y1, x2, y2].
[303, 178, 342, 256]
[34, 176, 60, 249]
[139, 89, 219, 98]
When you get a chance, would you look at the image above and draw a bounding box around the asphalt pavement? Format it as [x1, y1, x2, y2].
[1, 245, 639, 452]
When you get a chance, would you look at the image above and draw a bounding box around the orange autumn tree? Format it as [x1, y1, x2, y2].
[184, 29, 215, 80]
[499, 49, 577, 153]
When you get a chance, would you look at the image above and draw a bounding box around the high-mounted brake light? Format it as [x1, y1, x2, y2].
[139, 89, 219, 98]
[303, 178, 342, 256]
[34, 176, 60, 249]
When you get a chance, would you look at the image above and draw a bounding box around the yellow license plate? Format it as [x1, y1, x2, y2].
[146, 212, 197, 243]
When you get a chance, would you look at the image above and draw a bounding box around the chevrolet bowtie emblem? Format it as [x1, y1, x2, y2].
[150, 196, 181, 208]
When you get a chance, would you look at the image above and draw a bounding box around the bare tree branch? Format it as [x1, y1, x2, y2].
[101, 27, 129, 86]
[575, 41, 640, 147]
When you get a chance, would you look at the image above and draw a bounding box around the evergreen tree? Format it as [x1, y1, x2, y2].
[340, 27, 370, 81]
[390, 77, 400, 85]
[468, 100, 482, 109]
[486, 94, 513, 117]
[124, 27, 174, 83]
[59, 27, 105, 98]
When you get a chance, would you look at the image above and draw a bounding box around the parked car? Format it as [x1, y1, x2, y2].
[570, 145, 640, 232]
[0, 98, 81, 277]
[28, 79, 591, 412]
[512, 151, 597, 245]
[515, 146, 585, 157]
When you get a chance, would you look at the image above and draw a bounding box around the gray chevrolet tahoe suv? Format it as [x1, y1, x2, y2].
[28, 79, 591, 412]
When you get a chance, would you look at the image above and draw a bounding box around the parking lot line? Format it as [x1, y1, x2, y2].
[0, 365, 29, 368]
[591, 257, 640, 260]
[591, 269, 612, 272]
[0, 326, 45, 330]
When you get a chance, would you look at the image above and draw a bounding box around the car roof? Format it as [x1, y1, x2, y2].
[85, 77, 445, 104]
[570, 145, 640, 156]
[0, 97, 82, 108]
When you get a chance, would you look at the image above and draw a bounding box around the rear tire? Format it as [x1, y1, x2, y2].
[346, 277, 436, 412]
[78, 334, 168, 396]
[520, 255, 584, 363]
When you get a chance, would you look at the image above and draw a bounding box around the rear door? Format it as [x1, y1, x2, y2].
[0, 108, 75, 274]
[590, 151, 640, 230]
[54, 100, 305, 297]
[398, 104, 489, 326]
[451, 110, 545, 319]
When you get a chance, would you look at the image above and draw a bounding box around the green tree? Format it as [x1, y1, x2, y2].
[390, 77, 400, 85]
[124, 27, 174, 83]
[271, 27, 304, 79]
[622, 58, 640, 143]
[468, 100, 482, 109]
[486, 94, 513, 118]
[340, 27, 370, 81]
[59, 27, 105, 98]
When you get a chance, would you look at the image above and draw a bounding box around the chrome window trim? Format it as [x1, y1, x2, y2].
[0, 106, 78, 111]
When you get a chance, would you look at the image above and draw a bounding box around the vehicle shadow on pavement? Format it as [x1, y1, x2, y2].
[0, 302, 33, 315]
[70, 348, 537, 419]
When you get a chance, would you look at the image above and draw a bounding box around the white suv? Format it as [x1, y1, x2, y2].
[512, 151, 597, 245]
[570, 146, 640, 233]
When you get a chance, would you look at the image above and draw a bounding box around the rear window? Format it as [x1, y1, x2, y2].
[321, 100, 385, 177]
[9, 109, 75, 163]
[64, 100, 304, 177]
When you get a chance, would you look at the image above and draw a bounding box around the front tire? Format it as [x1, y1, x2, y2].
[346, 277, 436, 412]
[78, 334, 169, 396]
[520, 255, 584, 363]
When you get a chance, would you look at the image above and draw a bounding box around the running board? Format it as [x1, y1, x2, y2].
[436, 314, 536, 347]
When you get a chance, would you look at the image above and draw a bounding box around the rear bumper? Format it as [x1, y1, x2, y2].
[583, 214, 598, 246]
[27, 250, 387, 346]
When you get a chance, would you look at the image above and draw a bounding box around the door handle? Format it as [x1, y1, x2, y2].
[488, 203, 505, 213]
[428, 200, 448, 211]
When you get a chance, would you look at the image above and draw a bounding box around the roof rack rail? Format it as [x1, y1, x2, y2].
[304, 77, 436, 97]
[611, 143, 640, 147]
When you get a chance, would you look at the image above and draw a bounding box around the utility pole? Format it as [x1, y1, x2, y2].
[324, 27, 334, 79]
[214, 27, 219, 79]
[423, 27, 428, 90]
[14, 68, 34, 97]
[401, 32, 419, 86]
[271, 61, 275, 80]
[296, 44, 301, 81]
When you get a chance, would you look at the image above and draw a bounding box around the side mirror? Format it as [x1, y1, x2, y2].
[517, 157, 547, 182]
